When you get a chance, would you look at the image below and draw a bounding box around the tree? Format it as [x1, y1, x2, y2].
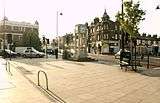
[64, 33, 73, 49]
[116, 1, 146, 70]
[22, 29, 41, 51]
[116, 1, 145, 38]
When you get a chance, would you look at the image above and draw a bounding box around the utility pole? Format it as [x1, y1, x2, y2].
[3, 8, 6, 51]
[121, 0, 124, 52]
[2, 6, 6, 59]
[56, 11, 63, 59]
[120, 0, 125, 65]
[46, 40, 48, 59]
[43, 36, 48, 59]
[56, 11, 59, 50]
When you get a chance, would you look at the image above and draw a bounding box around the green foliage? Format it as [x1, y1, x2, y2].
[64, 33, 73, 48]
[101, 40, 108, 48]
[22, 29, 41, 51]
[102, 44, 108, 48]
[116, 1, 145, 38]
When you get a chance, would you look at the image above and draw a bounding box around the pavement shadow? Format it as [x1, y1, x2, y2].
[91, 60, 119, 66]
[12, 58, 63, 67]
[137, 67, 160, 77]
[17, 66, 34, 74]
[64, 61, 85, 66]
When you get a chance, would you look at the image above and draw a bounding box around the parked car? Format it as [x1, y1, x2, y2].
[0, 49, 17, 58]
[22, 47, 45, 58]
[46, 49, 55, 55]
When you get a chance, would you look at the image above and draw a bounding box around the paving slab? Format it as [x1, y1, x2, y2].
[10, 58, 160, 103]
[0, 58, 53, 103]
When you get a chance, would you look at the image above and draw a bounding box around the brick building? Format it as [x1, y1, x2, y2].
[88, 9, 120, 54]
[0, 17, 39, 49]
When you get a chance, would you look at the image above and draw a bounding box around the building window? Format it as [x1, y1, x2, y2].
[116, 43, 118, 46]
[115, 25, 117, 30]
[115, 34, 118, 39]
[97, 35, 99, 41]
[19, 35, 22, 40]
[106, 34, 108, 39]
[13, 26, 19, 30]
[112, 35, 115, 39]
[5, 25, 11, 30]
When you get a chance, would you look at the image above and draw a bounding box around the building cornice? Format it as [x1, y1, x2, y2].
[0, 20, 39, 28]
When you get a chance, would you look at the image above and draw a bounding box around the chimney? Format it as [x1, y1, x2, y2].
[142, 33, 146, 37]
[153, 35, 157, 38]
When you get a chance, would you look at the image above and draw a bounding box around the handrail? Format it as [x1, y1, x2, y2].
[38, 70, 49, 90]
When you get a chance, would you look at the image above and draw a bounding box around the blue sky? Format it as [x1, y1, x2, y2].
[0, 0, 160, 39]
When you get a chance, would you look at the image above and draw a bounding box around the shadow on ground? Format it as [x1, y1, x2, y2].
[12, 58, 63, 67]
[91, 60, 119, 66]
[138, 67, 160, 77]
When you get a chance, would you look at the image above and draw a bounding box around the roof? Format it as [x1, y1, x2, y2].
[0, 20, 39, 28]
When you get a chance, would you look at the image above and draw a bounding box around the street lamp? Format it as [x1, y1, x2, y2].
[121, 0, 124, 52]
[156, 5, 160, 10]
[3, 19, 5, 48]
[42, 35, 48, 59]
[145, 43, 150, 69]
[56, 11, 63, 59]
[120, 0, 125, 64]
[2, 14, 7, 59]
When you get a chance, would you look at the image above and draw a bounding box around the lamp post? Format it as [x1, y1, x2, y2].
[120, 0, 125, 64]
[156, 5, 160, 10]
[145, 43, 149, 69]
[2, 0, 6, 50]
[43, 35, 48, 59]
[2, 14, 7, 59]
[56, 11, 63, 59]
[121, 0, 124, 52]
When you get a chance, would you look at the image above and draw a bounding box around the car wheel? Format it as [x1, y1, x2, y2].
[23, 55, 26, 58]
[36, 54, 40, 58]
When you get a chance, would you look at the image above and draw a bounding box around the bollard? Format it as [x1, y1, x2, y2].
[38, 70, 49, 90]
[6, 61, 11, 75]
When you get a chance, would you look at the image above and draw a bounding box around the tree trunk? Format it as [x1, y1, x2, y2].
[131, 38, 134, 70]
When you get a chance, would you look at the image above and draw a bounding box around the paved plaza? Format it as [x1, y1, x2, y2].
[0, 58, 53, 103]
[4, 58, 160, 103]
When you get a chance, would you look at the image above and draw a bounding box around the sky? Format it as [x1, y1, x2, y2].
[0, 0, 160, 39]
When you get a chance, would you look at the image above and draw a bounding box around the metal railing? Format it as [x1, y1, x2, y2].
[38, 70, 49, 90]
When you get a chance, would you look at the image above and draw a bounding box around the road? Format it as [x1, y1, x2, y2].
[8, 57, 160, 103]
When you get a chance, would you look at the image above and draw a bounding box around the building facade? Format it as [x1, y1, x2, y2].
[0, 17, 39, 49]
[88, 9, 120, 54]
[63, 33, 74, 50]
[56, 9, 160, 56]
[136, 34, 160, 55]
[74, 24, 88, 58]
